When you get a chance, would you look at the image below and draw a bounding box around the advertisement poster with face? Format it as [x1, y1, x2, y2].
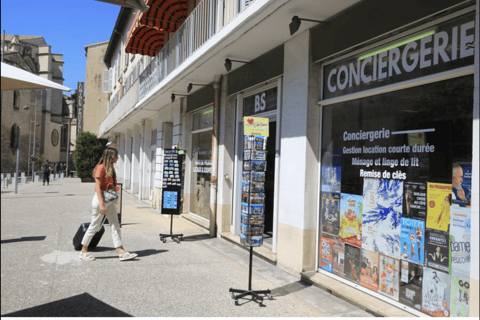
[422, 268, 451, 317]
[451, 161, 471, 208]
[321, 192, 341, 237]
[400, 218, 425, 264]
[362, 178, 403, 259]
[426, 183, 452, 232]
[403, 181, 427, 220]
[449, 205, 471, 278]
[339, 193, 362, 247]
[319, 236, 333, 272]
[321, 155, 341, 193]
[379, 254, 400, 301]
[344, 244, 361, 283]
[360, 249, 379, 291]
[450, 276, 470, 317]
[399, 260, 423, 311]
[425, 229, 450, 273]
[332, 239, 345, 277]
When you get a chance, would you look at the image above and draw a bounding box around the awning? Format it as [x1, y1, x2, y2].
[95, 0, 150, 12]
[125, 0, 188, 57]
[1, 62, 72, 91]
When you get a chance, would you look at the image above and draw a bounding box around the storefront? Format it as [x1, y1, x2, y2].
[231, 78, 282, 252]
[317, 8, 475, 317]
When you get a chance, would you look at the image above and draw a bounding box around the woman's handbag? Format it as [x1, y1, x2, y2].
[102, 183, 119, 202]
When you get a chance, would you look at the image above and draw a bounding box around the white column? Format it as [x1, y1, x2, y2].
[124, 129, 132, 190]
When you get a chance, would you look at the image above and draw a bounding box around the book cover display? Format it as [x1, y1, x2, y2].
[400, 218, 425, 264]
[321, 155, 341, 193]
[339, 193, 362, 247]
[362, 178, 403, 259]
[321, 192, 341, 237]
[449, 205, 471, 278]
[425, 229, 449, 273]
[319, 236, 333, 272]
[344, 244, 361, 283]
[332, 239, 345, 277]
[451, 161, 472, 208]
[399, 261, 423, 311]
[379, 254, 400, 301]
[450, 276, 470, 317]
[360, 249, 380, 291]
[403, 181, 427, 220]
[422, 268, 451, 317]
[240, 135, 267, 247]
[426, 183, 452, 232]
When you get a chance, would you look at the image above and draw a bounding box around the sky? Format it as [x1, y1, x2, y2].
[1, 0, 121, 95]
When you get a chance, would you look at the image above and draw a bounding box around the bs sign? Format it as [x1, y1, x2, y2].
[243, 87, 278, 116]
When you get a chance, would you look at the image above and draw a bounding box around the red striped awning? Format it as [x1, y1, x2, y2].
[125, 0, 188, 57]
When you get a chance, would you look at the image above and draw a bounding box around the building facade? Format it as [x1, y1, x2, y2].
[97, 0, 479, 316]
[1, 35, 73, 175]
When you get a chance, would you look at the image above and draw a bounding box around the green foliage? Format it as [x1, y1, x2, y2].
[72, 132, 105, 179]
[36, 154, 47, 172]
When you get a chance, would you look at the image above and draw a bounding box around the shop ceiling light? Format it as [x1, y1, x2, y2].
[187, 83, 211, 93]
[357, 29, 436, 61]
[203, 109, 213, 115]
[171, 93, 187, 102]
[224, 58, 251, 72]
[289, 16, 327, 36]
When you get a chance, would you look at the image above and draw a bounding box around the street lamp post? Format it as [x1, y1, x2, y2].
[23, 98, 38, 179]
[62, 118, 71, 178]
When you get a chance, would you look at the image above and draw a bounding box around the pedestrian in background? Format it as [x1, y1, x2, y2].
[63, 162, 67, 176]
[53, 163, 58, 175]
[59, 162, 64, 175]
[79, 147, 137, 261]
[42, 159, 52, 186]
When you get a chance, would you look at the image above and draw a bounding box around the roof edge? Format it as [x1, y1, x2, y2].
[104, 6, 134, 68]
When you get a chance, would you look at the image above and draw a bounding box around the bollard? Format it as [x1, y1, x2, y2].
[34, 173, 39, 182]
[21, 172, 26, 184]
[7, 173, 11, 179]
[60, 173, 64, 179]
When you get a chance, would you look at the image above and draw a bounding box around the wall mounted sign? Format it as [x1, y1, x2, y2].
[243, 87, 277, 116]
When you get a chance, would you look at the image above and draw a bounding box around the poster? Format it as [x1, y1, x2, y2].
[379, 254, 400, 301]
[321, 155, 341, 193]
[403, 181, 427, 220]
[339, 193, 362, 247]
[399, 218, 425, 264]
[362, 178, 403, 259]
[450, 276, 470, 317]
[422, 268, 451, 317]
[319, 236, 333, 272]
[451, 161, 472, 208]
[359, 249, 379, 291]
[449, 205, 471, 278]
[425, 229, 449, 273]
[244, 117, 269, 137]
[321, 192, 340, 237]
[344, 244, 361, 283]
[426, 183, 452, 232]
[332, 239, 345, 277]
[399, 261, 423, 311]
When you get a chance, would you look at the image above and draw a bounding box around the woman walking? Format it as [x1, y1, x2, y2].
[79, 147, 137, 261]
[42, 159, 52, 186]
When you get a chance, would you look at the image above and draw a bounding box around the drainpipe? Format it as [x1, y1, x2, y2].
[139, 119, 146, 200]
[209, 75, 222, 237]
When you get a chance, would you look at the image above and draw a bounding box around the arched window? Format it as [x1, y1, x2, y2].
[13, 90, 20, 109]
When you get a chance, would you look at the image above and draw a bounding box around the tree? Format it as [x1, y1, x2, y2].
[73, 132, 105, 180]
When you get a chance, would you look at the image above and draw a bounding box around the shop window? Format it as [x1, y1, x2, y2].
[189, 130, 212, 220]
[192, 107, 213, 131]
[318, 76, 473, 316]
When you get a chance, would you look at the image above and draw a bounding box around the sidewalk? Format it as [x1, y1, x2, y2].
[1, 178, 372, 317]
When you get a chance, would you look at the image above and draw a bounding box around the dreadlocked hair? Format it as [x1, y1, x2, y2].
[93, 147, 118, 179]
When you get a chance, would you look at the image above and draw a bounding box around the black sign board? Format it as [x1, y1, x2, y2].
[161, 149, 185, 215]
[243, 87, 277, 116]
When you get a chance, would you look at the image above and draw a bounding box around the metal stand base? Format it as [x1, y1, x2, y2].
[229, 247, 272, 306]
[159, 215, 183, 243]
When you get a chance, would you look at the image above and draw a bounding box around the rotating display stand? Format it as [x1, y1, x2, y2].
[159, 149, 185, 243]
[229, 134, 272, 305]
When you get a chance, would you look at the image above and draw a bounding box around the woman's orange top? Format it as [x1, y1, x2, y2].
[94, 164, 116, 190]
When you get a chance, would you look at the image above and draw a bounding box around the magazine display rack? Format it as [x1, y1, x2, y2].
[159, 149, 185, 243]
[229, 135, 272, 305]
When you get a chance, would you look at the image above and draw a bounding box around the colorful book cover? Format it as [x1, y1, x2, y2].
[399, 218, 425, 265]
[332, 239, 345, 277]
[379, 254, 400, 301]
[403, 181, 427, 220]
[339, 193, 362, 247]
[399, 261, 423, 311]
[362, 178, 403, 259]
[321, 192, 341, 237]
[321, 155, 341, 193]
[450, 276, 470, 317]
[452, 161, 472, 208]
[426, 183, 452, 232]
[422, 268, 451, 317]
[319, 236, 333, 272]
[449, 205, 471, 278]
[344, 244, 361, 283]
[360, 249, 380, 291]
[425, 229, 450, 273]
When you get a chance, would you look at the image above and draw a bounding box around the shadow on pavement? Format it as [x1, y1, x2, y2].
[1, 236, 46, 244]
[270, 280, 312, 297]
[181, 234, 213, 242]
[2, 292, 132, 317]
[94, 249, 168, 260]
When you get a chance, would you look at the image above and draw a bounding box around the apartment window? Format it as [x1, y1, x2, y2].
[13, 90, 20, 109]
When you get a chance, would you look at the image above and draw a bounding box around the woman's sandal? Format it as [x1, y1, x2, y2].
[119, 252, 138, 261]
[79, 252, 96, 261]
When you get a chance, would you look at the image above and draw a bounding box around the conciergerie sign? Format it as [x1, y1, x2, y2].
[323, 12, 475, 100]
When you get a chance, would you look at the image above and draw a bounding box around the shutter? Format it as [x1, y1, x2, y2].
[102, 69, 110, 93]
[109, 68, 113, 92]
